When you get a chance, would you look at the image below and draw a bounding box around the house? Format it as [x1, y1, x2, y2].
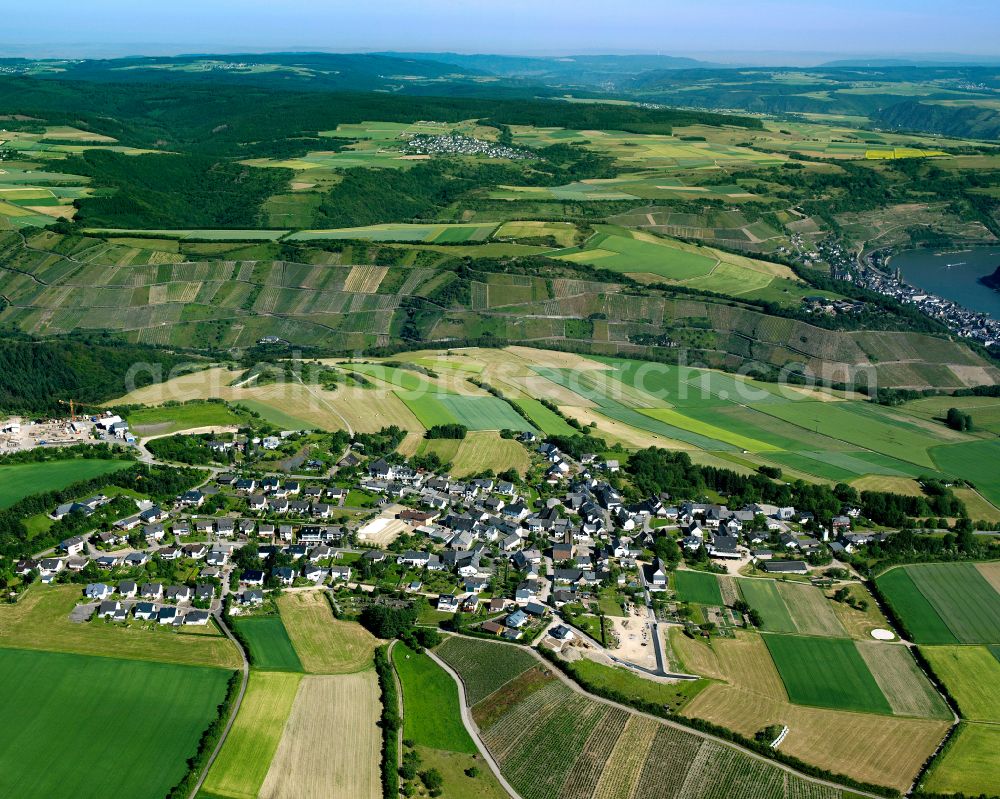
[195, 519, 215, 535]
[524, 600, 547, 617]
[481, 620, 505, 636]
[117, 580, 138, 598]
[125, 551, 149, 567]
[398, 550, 431, 568]
[762, 560, 809, 575]
[140, 582, 164, 599]
[303, 564, 327, 583]
[207, 549, 228, 566]
[196, 583, 215, 602]
[241, 570, 265, 586]
[506, 609, 528, 629]
[85, 583, 113, 600]
[464, 576, 489, 594]
[515, 579, 541, 603]
[166, 585, 193, 603]
[158, 606, 178, 625]
[15, 559, 37, 577]
[709, 535, 741, 559]
[329, 565, 352, 582]
[550, 624, 575, 641]
[462, 595, 480, 613]
[158, 546, 182, 561]
[650, 564, 667, 588]
[437, 594, 460, 612]
[95, 554, 121, 570]
[133, 602, 158, 620]
[59, 535, 86, 556]
[144, 524, 165, 543]
[185, 610, 211, 626]
[180, 490, 204, 508]
[273, 567, 296, 586]
[216, 518, 235, 537]
[240, 589, 265, 606]
[184, 543, 208, 560]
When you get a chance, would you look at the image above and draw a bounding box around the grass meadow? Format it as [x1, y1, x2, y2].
[276, 592, 377, 674]
[232, 615, 303, 672]
[922, 723, 1000, 796]
[673, 570, 724, 605]
[0, 459, 132, 509]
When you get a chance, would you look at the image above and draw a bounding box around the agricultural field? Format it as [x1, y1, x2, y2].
[276, 591, 378, 673]
[494, 221, 578, 247]
[0, 647, 232, 799]
[511, 398, 578, 436]
[920, 646, 1000, 721]
[436, 635, 538, 705]
[0, 585, 241, 669]
[200, 671, 302, 799]
[673, 570, 724, 605]
[762, 634, 892, 714]
[441, 635, 865, 799]
[394, 643, 477, 753]
[257, 672, 382, 799]
[400, 393, 536, 433]
[921, 723, 1000, 796]
[673, 631, 950, 791]
[231, 615, 303, 672]
[738, 580, 846, 638]
[876, 563, 1000, 644]
[0, 458, 133, 509]
[286, 222, 497, 243]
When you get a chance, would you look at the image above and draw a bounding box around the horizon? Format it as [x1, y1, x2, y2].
[3, 0, 1000, 64]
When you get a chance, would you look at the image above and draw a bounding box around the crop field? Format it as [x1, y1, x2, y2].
[0, 646, 231, 799]
[0, 458, 133, 509]
[436, 635, 537, 705]
[258, 673, 381, 799]
[551, 226, 719, 279]
[348, 362, 449, 393]
[445, 636, 858, 799]
[855, 642, 951, 719]
[512, 398, 579, 436]
[286, 223, 497, 243]
[930, 440, 1000, 507]
[762, 634, 892, 714]
[494, 221, 578, 247]
[448, 431, 531, 476]
[876, 563, 1000, 644]
[276, 592, 377, 673]
[737, 579, 797, 633]
[921, 646, 1000, 720]
[201, 671, 302, 799]
[232, 615, 303, 672]
[774, 582, 846, 638]
[400, 393, 536, 432]
[393, 643, 477, 753]
[674, 570, 724, 605]
[0, 585, 241, 668]
[675, 632, 949, 790]
[922, 723, 1000, 796]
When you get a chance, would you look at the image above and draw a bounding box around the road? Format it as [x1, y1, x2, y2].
[636, 561, 669, 676]
[186, 571, 249, 799]
[425, 646, 524, 799]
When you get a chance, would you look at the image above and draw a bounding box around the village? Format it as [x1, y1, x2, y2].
[11, 425, 885, 674]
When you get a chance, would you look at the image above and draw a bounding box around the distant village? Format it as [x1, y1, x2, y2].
[405, 133, 532, 160]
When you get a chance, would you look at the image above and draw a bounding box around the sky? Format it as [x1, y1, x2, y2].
[4, 0, 999, 63]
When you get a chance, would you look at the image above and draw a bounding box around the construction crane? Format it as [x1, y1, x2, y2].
[58, 399, 85, 422]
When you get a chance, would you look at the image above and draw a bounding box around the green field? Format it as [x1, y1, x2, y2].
[127, 400, 246, 434]
[738, 579, 797, 633]
[400, 394, 536, 433]
[552, 227, 718, 278]
[0, 646, 231, 799]
[232, 399, 316, 431]
[0, 459, 133, 509]
[674, 570, 725, 605]
[762, 634, 893, 714]
[232, 616, 303, 672]
[349, 363, 445, 393]
[922, 723, 1000, 796]
[567, 657, 708, 712]
[921, 646, 1000, 721]
[511, 399, 578, 436]
[930, 440, 1000, 507]
[877, 564, 1000, 644]
[392, 643, 477, 754]
[200, 670, 302, 799]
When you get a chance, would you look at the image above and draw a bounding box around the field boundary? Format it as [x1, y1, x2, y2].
[187, 610, 250, 799]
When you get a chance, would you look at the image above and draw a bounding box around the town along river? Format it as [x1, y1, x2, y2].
[890, 245, 1000, 317]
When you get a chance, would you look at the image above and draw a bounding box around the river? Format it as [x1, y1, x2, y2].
[889, 245, 1000, 317]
